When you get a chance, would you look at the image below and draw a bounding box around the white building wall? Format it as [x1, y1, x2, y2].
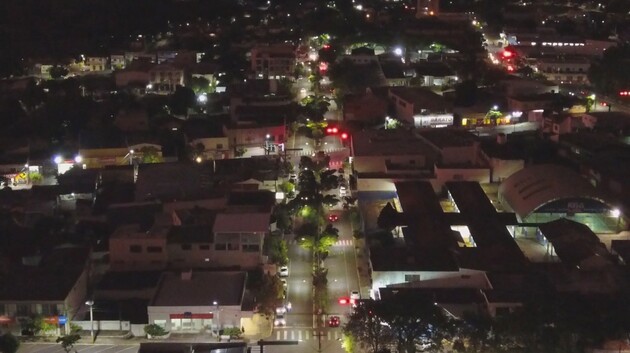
[371, 268, 489, 295]
[148, 305, 244, 331]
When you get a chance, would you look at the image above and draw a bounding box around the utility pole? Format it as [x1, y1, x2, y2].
[313, 330, 325, 353]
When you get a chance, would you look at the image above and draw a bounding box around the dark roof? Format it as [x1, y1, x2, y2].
[233, 104, 295, 122]
[167, 225, 214, 244]
[417, 128, 477, 149]
[370, 246, 459, 272]
[151, 271, 247, 307]
[413, 62, 455, 77]
[0, 247, 89, 301]
[227, 190, 275, 210]
[214, 157, 279, 184]
[92, 299, 149, 324]
[380, 62, 406, 79]
[97, 271, 162, 291]
[350, 47, 375, 56]
[183, 118, 226, 140]
[106, 201, 163, 228]
[538, 218, 610, 268]
[379, 287, 485, 305]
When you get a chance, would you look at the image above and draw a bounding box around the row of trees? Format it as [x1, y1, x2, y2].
[345, 290, 630, 353]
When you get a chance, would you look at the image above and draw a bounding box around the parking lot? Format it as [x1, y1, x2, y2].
[18, 343, 139, 353]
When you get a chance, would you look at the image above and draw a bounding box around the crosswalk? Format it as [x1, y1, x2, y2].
[288, 239, 352, 247]
[273, 329, 342, 341]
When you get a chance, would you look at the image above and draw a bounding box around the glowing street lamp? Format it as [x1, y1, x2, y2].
[53, 155, 63, 164]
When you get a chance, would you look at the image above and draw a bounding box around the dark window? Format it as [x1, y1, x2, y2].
[242, 244, 260, 252]
[16, 304, 29, 316]
[404, 274, 421, 282]
[147, 246, 163, 253]
[181, 244, 192, 251]
[215, 243, 227, 251]
[129, 245, 142, 253]
[199, 245, 210, 250]
[41, 304, 58, 316]
[216, 144, 223, 149]
[227, 242, 239, 251]
[0, 304, 5, 315]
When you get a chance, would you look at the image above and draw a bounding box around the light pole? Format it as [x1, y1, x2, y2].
[85, 300, 94, 342]
[213, 301, 220, 334]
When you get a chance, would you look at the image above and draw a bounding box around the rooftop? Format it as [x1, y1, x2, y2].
[151, 271, 247, 307]
[389, 87, 452, 113]
[213, 212, 270, 233]
[351, 129, 439, 158]
[417, 128, 478, 149]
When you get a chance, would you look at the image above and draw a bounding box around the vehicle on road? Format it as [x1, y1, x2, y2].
[328, 315, 340, 327]
[276, 306, 287, 315]
[339, 185, 347, 196]
[328, 214, 339, 222]
[274, 313, 287, 326]
[280, 278, 287, 288]
[350, 290, 360, 306]
[279, 265, 289, 277]
[350, 290, 360, 300]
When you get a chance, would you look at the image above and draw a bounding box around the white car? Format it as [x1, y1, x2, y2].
[274, 313, 286, 326]
[279, 266, 289, 277]
[339, 186, 347, 196]
[350, 290, 360, 301]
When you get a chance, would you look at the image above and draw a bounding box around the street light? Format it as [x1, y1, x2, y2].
[53, 155, 63, 164]
[213, 301, 220, 332]
[85, 300, 94, 342]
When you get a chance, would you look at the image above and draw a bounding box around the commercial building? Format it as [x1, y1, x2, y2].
[148, 271, 251, 332]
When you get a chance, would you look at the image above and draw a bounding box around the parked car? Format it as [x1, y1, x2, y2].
[279, 266, 289, 277]
[328, 315, 340, 327]
[328, 214, 339, 222]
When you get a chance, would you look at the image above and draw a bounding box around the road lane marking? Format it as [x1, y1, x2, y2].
[276, 331, 280, 340]
[114, 345, 139, 353]
[334, 331, 339, 340]
[327, 331, 331, 340]
[291, 331, 295, 340]
[283, 330, 288, 340]
[298, 330, 302, 341]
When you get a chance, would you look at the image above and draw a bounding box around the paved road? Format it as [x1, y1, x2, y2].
[283, 242, 313, 329]
[18, 343, 139, 353]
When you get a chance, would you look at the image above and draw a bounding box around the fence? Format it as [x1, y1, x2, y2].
[72, 320, 130, 331]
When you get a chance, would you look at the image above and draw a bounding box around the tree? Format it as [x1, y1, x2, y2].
[278, 181, 295, 195]
[139, 146, 163, 163]
[169, 86, 196, 116]
[254, 273, 284, 315]
[322, 194, 340, 207]
[272, 202, 293, 233]
[56, 333, 81, 353]
[49, 65, 69, 79]
[189, 76, 212, 94]
[0, 333, 20, 353]
[344, 300, 394, 353]
[266, 235, 289, 266]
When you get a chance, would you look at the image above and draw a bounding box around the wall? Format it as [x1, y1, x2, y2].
[65, 266, 90, 320]
[489, 158, 524, 183]
[109, 236, 168, 270]
[190, 137, 230, 159]
[356, 178, 397, 192]
[354, 154, 428, 174]
[114, 71, 150, 87]
[434, 166, 491, 187]
[440, 144, 479, 165]
[371, 268, 489, 295]
[148, 305, 245, 331]
[227, 125, 286, 147]
[72, 320, 131, 331]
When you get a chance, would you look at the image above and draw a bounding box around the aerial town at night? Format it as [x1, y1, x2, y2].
[1, 0, 630, 353]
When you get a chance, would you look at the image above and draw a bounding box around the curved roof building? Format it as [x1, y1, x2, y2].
[498, 164, 611, 220]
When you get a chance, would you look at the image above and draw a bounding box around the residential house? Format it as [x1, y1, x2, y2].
[148, 64, 185, 94]
[250, 44, 296, 79]
[342, 89, 389, 125]
[184, 119, 230, 161]
[388, 87, 453, 127]
[84, 56, 109, 72]
[413, 62, 458, 87]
